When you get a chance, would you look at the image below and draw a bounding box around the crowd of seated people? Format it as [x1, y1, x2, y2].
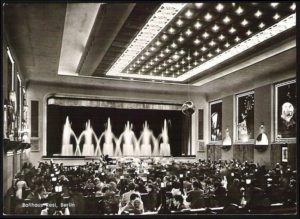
[8, 157, 297, 215]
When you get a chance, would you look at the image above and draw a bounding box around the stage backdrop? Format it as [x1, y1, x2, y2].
[46, 104, 188, 157]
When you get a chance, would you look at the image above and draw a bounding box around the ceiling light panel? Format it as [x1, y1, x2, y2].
[106, 3, 295, 82]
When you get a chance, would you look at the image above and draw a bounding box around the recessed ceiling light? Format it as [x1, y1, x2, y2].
[185, 9, 194, 19]
[165, 47, 171, 53]
[181, 67, 186, 72]
[150, 46, 156, 51]
[223, 16, 231, 24]
[193, 50, 200, 56]
[255, 10, 262, 18]
[137, 60, 141, 64]
[162, 62, 167, 67]
[259, 22, 265, 29]
[178, 34, 185, 43]
[204, 12, 213, 21]
[181, 59, 186, 65]
[155, 40, 162, 46]
[273, 13, 280, 20]
[176, 71, 180, 75]
[176, 18, 184, 27]
[216, 3, 224, 12]
[194, 20, 202, 30]
[235, 6, 244, 15]
[188, 64, 192, 69]
[170, 66, 175, 71]
[218, 34, 225, 41]
[161, 34, 168, 41]
[270, 3, 279, 8]
[241, 19, 249, 26]
[179, 49, 185, 55]
[207, 53, 213, 58]
[212, 24, 219, 32]
[150, 60, 154, 65]
[229, 27, 236, 34]
[159, 52, 165, 58]
[209, 40, 216, 47]
[200, 56, 206, 62]
[246, 30, 252, 36]
[216, 48, 221, 53]
[193, 60, 199, 66]
[194, 37, 201, 45]
[158, 66, 162, 70]
[154, 57, 159, 62]
[185, 28, 193, 36]
[201, 46, 207, 51]
[235, 36, 241, 42]
[145, 51, 150, 56]
[187, 55, 192, 61]
[171, 42, 178, 49]
[194, 3, 204, 9]
[224, 42, 230, 48]
[168, 27, 176, 34]
[167, 59, 173, 64]
[141, 55, 146, 60]
[145, 64, 150, 69]
[175, 63, 180, 68]
[290, 3, 296, 11]
[202, 32, 209, 39]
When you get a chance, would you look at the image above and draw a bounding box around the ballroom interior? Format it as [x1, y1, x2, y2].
[2, 2, 297, 215]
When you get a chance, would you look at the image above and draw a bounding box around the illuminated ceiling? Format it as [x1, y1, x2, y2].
[3, 2, 296, 85]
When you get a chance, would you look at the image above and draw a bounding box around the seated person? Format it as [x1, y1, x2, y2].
[145, 184, 158, 211]
[186, 181, 205, 209]
[121, 193, 144, 214]
[172, 195, 188, 211]
[121, 182, 140, 206]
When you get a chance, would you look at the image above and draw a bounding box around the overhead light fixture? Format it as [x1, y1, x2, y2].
[194, 3, 204, 9]
[154, 56, 159, 62]
[164, 47, 171, 53]
[178, 34, 185, 43]
[259, 22, 265, 29]
[185, 28, 193, 36]
[216, 48, 221, 53]
[270, 3, 279, 8]
[168, 27, 176, 34]
[207, 53, 213, 58]
[150, 46, 156, 51]
[229, 27, 236, 34]
[212, 24, 219, 32]
[234, 36, 241, 42]
[200, 56, 206, 62]
[235, 6, 244, 15]
[185, 9, 194, 19]
[202, 32, 209, 39]
[290, 3, 296, 11]
[216, 3, 224, 12]
[193, 60, 199, 66]
[224, 42, 230, 48]
[141, 55, 146, 60]
[218, 34, 225, 41]
[145, 51, 150, 56]
[181, 59, 186, 64]
[179, 49, 186, 55]
[273, 13, 280, 20]
[193, 50, 200, 56]
[223, 16, 231, 24]
[161, 34, 168, 41]
[171, 42, 178, 49]
[159, 52, 165, 58]
[193, 37, 201, 45]
[175, 63, 180, 68]
[176, 18, 184, 27]
[194, 20, 202, 30]
[204, 12, 213, 21]
[255, 10, 262, 18]
[246, 30, 252, 36]
[209, 40, 216, 47]
[241, 19, 249, 26]
[155, 40, 162, 46]
[201, 46, 207, 51]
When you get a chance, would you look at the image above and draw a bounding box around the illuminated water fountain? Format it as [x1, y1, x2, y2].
[79, 120, 96, 156]
[61, 116, 77, 156]
[118, 121, 138, 156]
[158, 119, 170, 156]
[138, 121, 157, 156]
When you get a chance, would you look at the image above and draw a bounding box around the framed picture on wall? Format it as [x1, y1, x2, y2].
[275, 79, 296, 141]
[209, 100, 222, 142]
[282, 146, 288, 162]
[236, 91, 255, 142]
[30, 138, 40, 152]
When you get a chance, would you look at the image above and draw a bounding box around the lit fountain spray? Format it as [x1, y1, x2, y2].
[61, 116, 77, 156]
[138, 121, 157, 156]
[101, 118, 117, 156]
[118, 121, 138, 156]
[158, 119, 170, 156]
[79, 120, 96, 156]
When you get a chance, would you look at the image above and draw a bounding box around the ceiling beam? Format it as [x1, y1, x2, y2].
[77, 3, 136, 76]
